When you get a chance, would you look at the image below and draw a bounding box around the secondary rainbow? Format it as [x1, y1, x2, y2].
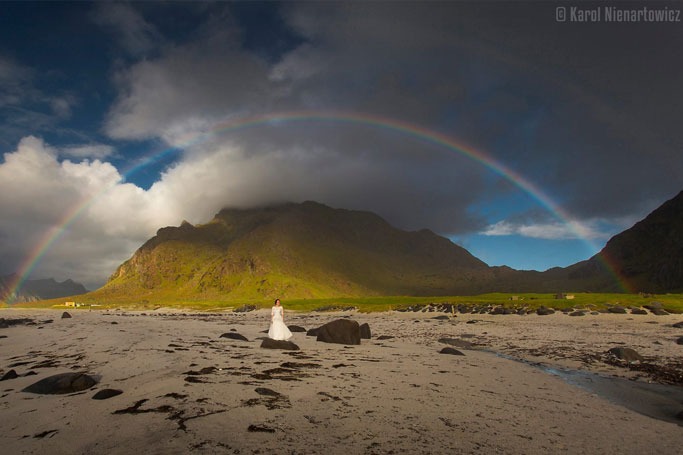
[4, 110, 631, 302]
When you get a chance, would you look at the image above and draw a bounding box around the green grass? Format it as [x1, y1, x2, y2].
[5, 292, 682, 314]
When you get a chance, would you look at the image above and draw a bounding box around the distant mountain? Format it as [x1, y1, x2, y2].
[97, 201, 502, 301]
[566, 190, 683, 293]
[1, 275, 88, 303]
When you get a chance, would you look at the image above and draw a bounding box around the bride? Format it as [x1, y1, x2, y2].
[268, 298, 293, 341]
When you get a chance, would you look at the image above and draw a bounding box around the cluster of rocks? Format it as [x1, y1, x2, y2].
[604, 346, 683, 384]
[395, 302, 674, 316]
[0, 317, 36, 328]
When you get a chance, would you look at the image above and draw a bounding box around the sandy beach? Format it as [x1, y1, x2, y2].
[1, 308, 682, 454]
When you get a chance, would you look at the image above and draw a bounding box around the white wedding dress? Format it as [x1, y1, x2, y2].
[268, 305, 293, 340]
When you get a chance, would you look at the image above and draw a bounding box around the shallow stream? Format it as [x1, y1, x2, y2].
[495, 352, 683, 426]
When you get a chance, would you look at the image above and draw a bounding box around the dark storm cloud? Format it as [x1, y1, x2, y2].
[2, 1, 682, 287]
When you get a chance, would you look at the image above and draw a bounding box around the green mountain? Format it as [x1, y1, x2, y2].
[90, 191, 683, 304]
[96, 201, 497, 302]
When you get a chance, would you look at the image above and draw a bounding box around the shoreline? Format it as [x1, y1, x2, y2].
[1, 309, 682, 453]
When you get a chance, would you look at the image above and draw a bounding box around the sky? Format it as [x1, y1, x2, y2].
[1, 1, 682, 291]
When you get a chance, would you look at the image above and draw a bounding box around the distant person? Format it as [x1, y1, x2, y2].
[268, 298, 293, 341]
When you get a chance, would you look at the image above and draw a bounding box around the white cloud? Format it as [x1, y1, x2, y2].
[0, 136, 182, 289]
[60, 144, 115, 160]
[482, 219, 610, 241]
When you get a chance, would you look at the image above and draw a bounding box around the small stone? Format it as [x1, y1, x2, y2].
[1, 369, 19, 381]
[248, 424, 276, 433]
[287, 325, 307, 333]
[61, 312, 72, 319]
[219, 332, 249, 341]
[439, 347, 465, 356]
[260, 339, 300, 350]
[92, 389, 123, 400]
[608, 306, 627, 314]
[608, 347, 644, 362]
[359, 323, 372, 339]
[536, 307, 555, 316]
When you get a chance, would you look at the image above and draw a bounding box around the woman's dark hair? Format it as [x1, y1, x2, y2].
[274, 298, 280, 305]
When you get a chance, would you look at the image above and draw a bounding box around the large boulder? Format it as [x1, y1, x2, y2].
[316, 319, 361, 345]
[23, 372, 98, 394]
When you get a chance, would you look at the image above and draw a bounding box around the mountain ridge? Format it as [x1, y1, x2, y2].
[69, 190, 683, 303]
[0, 275, 88, 302]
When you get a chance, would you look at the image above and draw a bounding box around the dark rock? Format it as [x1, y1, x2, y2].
[255, 387, 281, 397]
[608, 306, 627, 314]
[1, 369, 18, 381]
[23, 372, 98, 394]
[590, 311, 600, 315]
[92, 389, 123, 400]
[432, 315, 450, 320]
[438, 338, 474, 349]
[316, 319, 361, 345]
[631, 308, 648, 315]
[466, 319, 479, 324]
[220, 332, 249, 341]
[536, 307, 555, 316]
[673, 321, 683, 328]
[248, 424, 276, 433]
[306, 328, 320, 337]
[287, 325, 307, 333]
[676, 337, 683, 345]
[234, 304, 257, 313]
[491, 307, 516, 315]
[652, 308, 670, 316]
[644, 302, 663, 311]
[377, 335, 395, 340]
[61, 312, 72, 319]
[184, 367, 217, 375]
[608, 347, 644, 362]
[359, 323, 371, 339]
[569, 311, 586, 317]
[260, 338, 300, 350]
[439, 347, 465, 355]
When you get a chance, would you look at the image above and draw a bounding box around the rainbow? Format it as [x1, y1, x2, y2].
[4, 111, 631, 302]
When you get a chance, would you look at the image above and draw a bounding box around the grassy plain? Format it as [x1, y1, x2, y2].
[4, 292, 682, 314]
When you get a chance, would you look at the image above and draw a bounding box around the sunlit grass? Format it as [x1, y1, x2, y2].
[4, 292, 682, 314]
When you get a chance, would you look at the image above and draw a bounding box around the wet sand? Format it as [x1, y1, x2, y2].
[1, 308, 682, 454]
